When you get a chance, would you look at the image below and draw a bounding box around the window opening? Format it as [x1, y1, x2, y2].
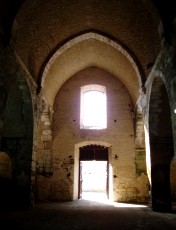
[80, 84, 107, 129]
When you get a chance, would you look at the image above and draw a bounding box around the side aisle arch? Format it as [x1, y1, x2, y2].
[144, 70, 175, 212]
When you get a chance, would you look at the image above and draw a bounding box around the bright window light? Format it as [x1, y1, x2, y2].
[80, 85, 107, 130]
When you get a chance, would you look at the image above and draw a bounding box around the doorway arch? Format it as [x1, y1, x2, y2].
[74, 141, 112, 200]
[79, 144, 108, 199]
[149, 76, 174, 212]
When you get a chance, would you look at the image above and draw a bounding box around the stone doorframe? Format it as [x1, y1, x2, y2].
[73, 141, 112, 200]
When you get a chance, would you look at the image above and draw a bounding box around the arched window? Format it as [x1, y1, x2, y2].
[80, 84, 107, 130]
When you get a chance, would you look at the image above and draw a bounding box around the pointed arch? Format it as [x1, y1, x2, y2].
[148, 75, 174, 212]
[74, 141, 112, 200]
[40, 32, 143, 108]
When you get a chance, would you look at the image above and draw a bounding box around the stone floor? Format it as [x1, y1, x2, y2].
[1, 192, 176, 230]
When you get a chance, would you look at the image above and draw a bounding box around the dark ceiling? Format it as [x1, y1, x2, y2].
[0, 0, 24, 45]
[0, 0, 176, 43]
[0, 0, 176, 91]
[0, 0, 176, 46]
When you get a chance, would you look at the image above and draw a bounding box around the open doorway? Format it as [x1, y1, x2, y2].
[79, 145, 109, 201]
[81, 161, 107, 200]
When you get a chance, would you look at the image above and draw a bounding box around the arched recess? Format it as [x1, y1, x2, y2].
[40, 32, 142, 108]
[39, 33, 146, 202]
[0, 75, 33, 210]
[149, 76, 174, 212]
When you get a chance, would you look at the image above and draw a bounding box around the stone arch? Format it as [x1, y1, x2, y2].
[41, 32, 142, 88]
[148, 75, 174, 212]
[40, 32, 142, 108]
[75, 141, 112, 158]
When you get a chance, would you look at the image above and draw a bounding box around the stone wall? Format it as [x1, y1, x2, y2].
[36, 66, 149, 203]
[0, 45, 34, 209]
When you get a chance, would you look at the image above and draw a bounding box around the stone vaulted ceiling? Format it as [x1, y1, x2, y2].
[0, 0, 176, 87]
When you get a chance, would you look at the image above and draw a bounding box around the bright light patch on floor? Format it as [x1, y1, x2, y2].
[80, 161, 147, 208]
[80, 85, 107, 129]
[82, 192, 147, 208]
